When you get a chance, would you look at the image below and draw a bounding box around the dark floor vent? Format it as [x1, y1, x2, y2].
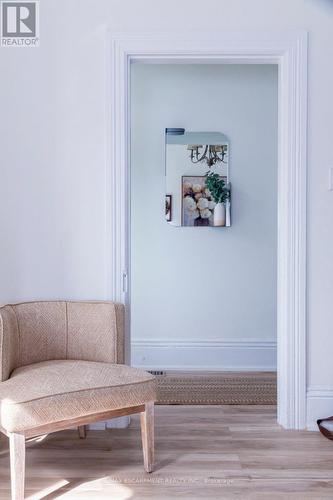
[148, 370, 166, 376]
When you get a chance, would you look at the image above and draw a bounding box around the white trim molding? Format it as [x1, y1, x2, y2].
[89, 416, 131, 431]
[132, 339, 277, 372]
[109, 30, 308, 429]
[307, 387, 333, 431]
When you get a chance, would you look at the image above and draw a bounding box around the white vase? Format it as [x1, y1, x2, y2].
[213, 202, 226, 227]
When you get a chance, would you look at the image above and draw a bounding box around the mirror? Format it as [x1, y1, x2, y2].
[165, 130, 231, 227]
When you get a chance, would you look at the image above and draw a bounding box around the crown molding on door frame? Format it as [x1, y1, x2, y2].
[109, 30, 308, 429]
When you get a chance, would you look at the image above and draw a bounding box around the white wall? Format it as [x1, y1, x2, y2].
[130, 64, 278, 371]
[0, 0, 333, 428]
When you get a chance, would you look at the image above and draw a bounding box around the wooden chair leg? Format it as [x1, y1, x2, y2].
[140, 401, 154, 473]
[9, 433, 25, 500]
[78, 425, 87, 439]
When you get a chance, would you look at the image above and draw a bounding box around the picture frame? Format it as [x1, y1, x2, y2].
[165, 194, 172, 222]
[182, 175, 229, 227]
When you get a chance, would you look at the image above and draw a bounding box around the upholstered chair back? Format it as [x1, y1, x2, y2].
[0, 301, 124, 382]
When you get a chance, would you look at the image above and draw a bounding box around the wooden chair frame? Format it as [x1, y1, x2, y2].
[1, 402, 154, 500]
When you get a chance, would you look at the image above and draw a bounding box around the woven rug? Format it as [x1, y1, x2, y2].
[156, 371, 277, 405]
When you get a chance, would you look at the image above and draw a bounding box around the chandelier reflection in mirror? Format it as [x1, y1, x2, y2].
[187, 144, 228, 167]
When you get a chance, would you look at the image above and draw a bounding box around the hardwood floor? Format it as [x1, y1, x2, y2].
[0, 405, 333, 499]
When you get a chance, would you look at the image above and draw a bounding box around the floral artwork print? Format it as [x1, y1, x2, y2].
[182, 175, 227, 227]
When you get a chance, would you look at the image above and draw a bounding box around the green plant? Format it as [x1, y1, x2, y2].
[205, 171, 230, 203]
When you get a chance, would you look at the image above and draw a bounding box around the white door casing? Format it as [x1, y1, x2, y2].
[109, 31, 308, 429]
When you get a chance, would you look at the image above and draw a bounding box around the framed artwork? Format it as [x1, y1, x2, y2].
[165, 194, 172, 222]
[182, 175, 228, 227]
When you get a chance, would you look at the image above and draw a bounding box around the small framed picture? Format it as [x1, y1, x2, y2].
[165, 194, 172, 222]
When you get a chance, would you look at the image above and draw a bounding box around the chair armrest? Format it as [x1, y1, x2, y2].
[0, 306, 19, 381]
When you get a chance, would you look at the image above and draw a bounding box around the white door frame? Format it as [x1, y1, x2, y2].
[109, 31, 308, 429]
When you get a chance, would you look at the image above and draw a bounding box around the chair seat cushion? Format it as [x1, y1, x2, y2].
[0, 360, 156, 433]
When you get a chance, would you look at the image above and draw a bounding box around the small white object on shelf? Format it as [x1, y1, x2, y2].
[213, 202, 226, 227]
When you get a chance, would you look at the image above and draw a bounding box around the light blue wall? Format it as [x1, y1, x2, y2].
[130, 64, 278, 367]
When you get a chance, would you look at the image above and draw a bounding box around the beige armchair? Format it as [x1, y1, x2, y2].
[0, 301, 156, 500]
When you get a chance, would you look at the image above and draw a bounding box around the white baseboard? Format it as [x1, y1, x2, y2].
[106, 416, 130, 429]
[131, 339, 277, 371]
[89, 416, 130, 430]
[307, 387, 333, 431]
[89, 421, 107, 430]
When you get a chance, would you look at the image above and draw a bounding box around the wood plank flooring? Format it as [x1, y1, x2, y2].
[1, 405, 333, 499]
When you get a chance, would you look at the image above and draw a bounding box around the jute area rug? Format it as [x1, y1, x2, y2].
[155, 371, 277, 405]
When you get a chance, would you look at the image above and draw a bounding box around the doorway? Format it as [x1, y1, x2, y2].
[109, 31, 308, 429]
[130, 63, 278, 399]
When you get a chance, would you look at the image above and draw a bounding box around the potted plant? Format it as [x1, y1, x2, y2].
[205, 171, 230, 226]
